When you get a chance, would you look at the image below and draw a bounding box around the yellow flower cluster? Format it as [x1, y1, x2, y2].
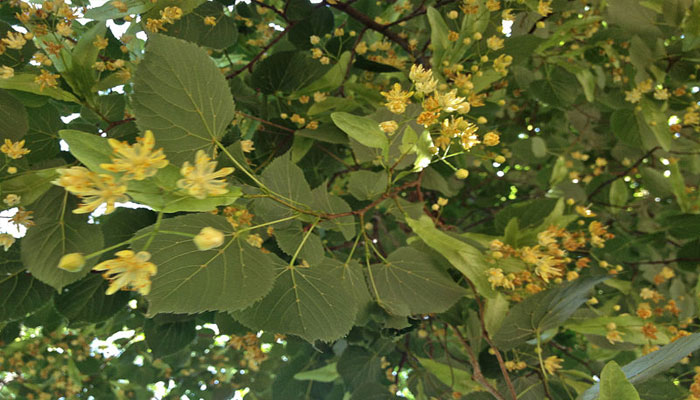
[145, 6, 183, 32]
[485, 223, 614, 300]
[53, 166, 128, 214]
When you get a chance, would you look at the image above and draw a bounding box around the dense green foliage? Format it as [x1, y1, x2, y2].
[1, 0, 700, 399]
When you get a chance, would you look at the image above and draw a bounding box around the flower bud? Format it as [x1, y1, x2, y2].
[455, 169, 469, 179]
[58, 253, 86, 272]
[194, 227, 225, 251]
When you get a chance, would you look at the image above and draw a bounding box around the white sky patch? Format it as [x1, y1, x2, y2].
[107, 20, 130, 39]
[502, 20, 513, 37]
[88, 201, 154, 222]
[0, 208, 27, 238]
[61, 113, 81, 124]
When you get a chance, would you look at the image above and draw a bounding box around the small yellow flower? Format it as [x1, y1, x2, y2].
[487, 35, 504, 51]
[455, 169, 469, 179]
[309, 35, 320, 45]
[333, 27, 344, 37]
[56, 21, 73, 37]
[111, 0, 128, 12]
[10, 208, 34, 228]
[146, 18, 166, 33]
[93, 36, 109, 50]
[34, 70, 60, 91]
[3, 194, 20, 206]
[311, 48, 323, 59]
[447, 10, 459, 19]
[0, 233, 15, 251]
[537, 0, 552, 16]
[53, 166, 129, 214]
[160, 6, 183, 24]
[7, 166, 17, 174]
[93, 250, 157, 295]
[2, 31, 26, 50]
[240, 139, 255, 153]
[57, 253, 86, 272]
[0, 65, 14, 79]
[447, 31, 459, 42]
[380, 83, 414, 114]
[100, 130, 169, 181]
[177, 150, 234, 199]
[193, 227, 225, 250]
[203, 16, 217, 26]
[320, 56, 330, 65]
[246, 233, 263, 248]
[379, 120, 399, 134]
[1, 139, 30, 159]
[483, 131, 500, 146]
[313, 91, 327, 102]
[543, 356, 563, 375]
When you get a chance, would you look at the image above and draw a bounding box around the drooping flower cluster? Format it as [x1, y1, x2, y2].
[93, 250, 157, 295]
[52, 167, 128, 214]
[485, 222, 614, 298]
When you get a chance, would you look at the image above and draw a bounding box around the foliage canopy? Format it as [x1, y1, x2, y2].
[1, 0, 700, 399]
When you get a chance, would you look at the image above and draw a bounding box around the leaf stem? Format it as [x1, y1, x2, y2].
[289, 217, 321, 266]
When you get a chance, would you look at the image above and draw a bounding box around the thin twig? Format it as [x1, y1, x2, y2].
[226, 24, 296, 79]
[587, 146, 660, 201]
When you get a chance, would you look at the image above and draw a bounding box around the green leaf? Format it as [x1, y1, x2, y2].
[484, 293, 509, 337]
[417, 357, 477, 394]
[0, 167, 58, 208]
[406, 215, 495, 298]
[0, 245, 54, 322]
[413, 128, 434, 171]
[531, 137, 547, 158]
[132, 34, 235, 164]
[609, 179, 628, 213]
[288, 6, 334, 49]
[133, 213, 278, 315]
[337, 345, 385, 389]
[251, 51, 329, 94]
[297, 51, 351, 95]
[677, 239, 700, 271]
[368, 247, 466, 316]
[234, 257, 359, 342]
[54, 274, 130, 323]
[492, 276, 607, 350]
[84, 0, 155, 20]
[0, 73, 80, 103]
[331, 112, 389, 155]
[638, 99, 671, 151]
[0, 89, 28, 141]
[63, 21, 106, 102]
[421, 167, 462, 197]
[293, 363, 339, 382]
[347, 170, 387, 201]
[144, 316, 196, 357]
[166, 1, 238, 49]
[426, 7, 450, 66]
[582, 334, 700, 399]
[22, 187, 104, 291]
